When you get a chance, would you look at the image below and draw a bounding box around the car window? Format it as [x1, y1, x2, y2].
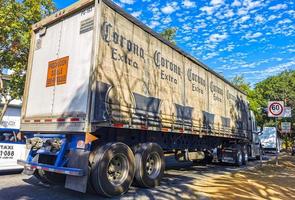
[0, 132, 25, 143]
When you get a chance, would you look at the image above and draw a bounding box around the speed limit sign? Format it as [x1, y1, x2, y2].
[268, 101, 284, 117]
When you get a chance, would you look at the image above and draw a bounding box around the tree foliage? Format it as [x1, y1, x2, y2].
[232, 71, 295, 142]
[231, 75, 264, 125]
[255, 71, 295, 113]
[0, 0, 55, 120]
[160, 27, 177, 45]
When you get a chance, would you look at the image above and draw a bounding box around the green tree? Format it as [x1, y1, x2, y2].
[231, 75, 251, 93]
[254, 70, 295, 141]
[231, 75, 264, 125]
[160, 27, 177, 45]
[0, 0, 55, 120]
[233, 71, 295, 147]
[255, 71, 295, 113]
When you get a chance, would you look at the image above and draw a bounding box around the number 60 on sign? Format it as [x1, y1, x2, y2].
[268, 101, 284, 117]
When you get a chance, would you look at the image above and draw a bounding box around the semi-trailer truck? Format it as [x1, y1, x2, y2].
[18, 0, 262, 197]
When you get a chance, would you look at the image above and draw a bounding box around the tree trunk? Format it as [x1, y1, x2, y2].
[0, 100, 10, 122]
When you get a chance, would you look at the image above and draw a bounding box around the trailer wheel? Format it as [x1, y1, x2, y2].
[242, 146, 248, 165]
[204, 150, 214, 164]
[133, 143, 165, 188]
[91, 143, 135, 197]
[235, 146, 243, 167]
[34, 170, 65, 185]
[87, 166, 96, 194]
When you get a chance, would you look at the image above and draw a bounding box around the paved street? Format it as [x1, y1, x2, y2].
[1, 155, 289, 200]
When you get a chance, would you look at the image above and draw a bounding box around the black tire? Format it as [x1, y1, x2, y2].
[133, 143, 165, 188]
[235, 146, 243, 167]
[90, 143, 135, 197]
[34, 170, 65, 185]
[87, 166, 96, 194]
[204, 150, 214, 164]
[242, 145, 248, 165]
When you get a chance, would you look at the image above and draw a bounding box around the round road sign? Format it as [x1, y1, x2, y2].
[269, 102, 284, 116]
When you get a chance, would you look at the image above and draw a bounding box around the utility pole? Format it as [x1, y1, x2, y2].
[267, 101, 285, 166]
[275, 117, 279, 165]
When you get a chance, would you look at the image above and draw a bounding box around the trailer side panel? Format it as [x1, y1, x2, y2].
[93, 2, 250, 138]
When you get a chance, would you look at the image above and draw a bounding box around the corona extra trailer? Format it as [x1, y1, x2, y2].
[18, 0, 261, 197]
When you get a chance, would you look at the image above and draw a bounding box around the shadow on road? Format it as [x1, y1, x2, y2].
[0, 154, 294, 200]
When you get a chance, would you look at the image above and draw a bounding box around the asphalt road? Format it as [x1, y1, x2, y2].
[0, 157, 267, 200]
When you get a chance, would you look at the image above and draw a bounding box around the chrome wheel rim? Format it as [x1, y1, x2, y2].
[107, 154, 129, 186]
[146, 152, 161, 179]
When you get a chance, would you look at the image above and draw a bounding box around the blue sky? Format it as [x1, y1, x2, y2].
[54, 0, 295, 85]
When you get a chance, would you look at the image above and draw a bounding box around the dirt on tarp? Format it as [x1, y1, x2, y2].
[190, 154, 295, 200]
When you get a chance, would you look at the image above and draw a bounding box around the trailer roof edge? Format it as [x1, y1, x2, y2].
[32, 0, 247, 96]
[32, 0, 94, 31]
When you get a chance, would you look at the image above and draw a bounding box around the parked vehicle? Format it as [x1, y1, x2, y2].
[259, 127, 281, 154]
[0, 129, 27, 172]
[18, 0, 262, 197]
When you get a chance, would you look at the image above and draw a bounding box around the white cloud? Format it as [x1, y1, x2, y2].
[161, 2, 179, 14]
[243, 32, 263, 39]
[268, 15, 277, 21]
[131, 11, 142, 18]
[237, 8, 248, 15]
[183, 36, 192, 41]
[275, 60, 295, 70]
[183, 24, 192, 30]
[239, 15, 250, 23]
[277, 19, 292, 24]
[211, 0, 224, 6]
[255, 15, 265, 23]
[209, 33, 228, 42]
[243, 60, 295, 77]
[200, 6, 215, 15]
[119, 0, 135, 5]
[149, 21, 160, 29]
[232, 0, 241, 7]
[203, 52, 219, 60]
[224, 9, 234, 18]
[162, 17, 172, 24]
[200, 0, 224, 15]
[245, 0, 262, 10]
[225, 44, 235, 51]
[269, 4, 287, 10]
[182, 0, 196, 8]
[193, 22, 207, 32]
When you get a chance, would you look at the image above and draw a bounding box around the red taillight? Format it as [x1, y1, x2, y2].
[113, 123, 124, 128]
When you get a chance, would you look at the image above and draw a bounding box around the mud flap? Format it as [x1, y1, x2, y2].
[65, 149, 90, 193]
[22, 154, 39, 175]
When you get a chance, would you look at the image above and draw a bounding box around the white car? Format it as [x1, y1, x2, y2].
[0, 129, 28, 172]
